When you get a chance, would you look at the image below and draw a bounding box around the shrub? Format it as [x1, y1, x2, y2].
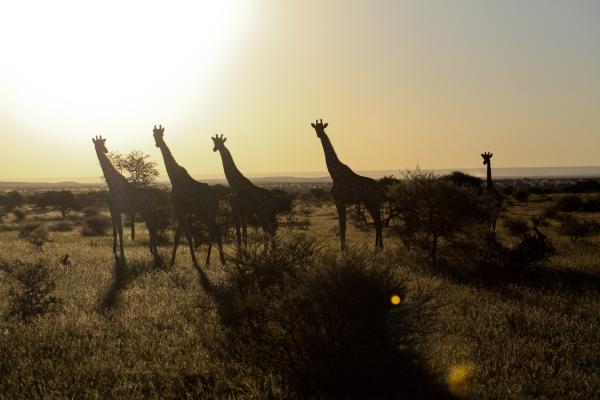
[555, 194, 583, 212]
[4, 259, 61, 322]
[388, 168, 489, 265]
[82, 207, 101, 217]
[49, 221, 74, 232]
[18, 222, 49, 250]
[12, 209, 26, 222]
[558, 215, 600, 242]
[32, 190, 81, 218]
[581, 197, 600, 212]
[81, 215, 112, 236]
[513, 189, 529, 202]
[215, 237, 408, 398]
[0, 191, 23, 211]
[504, 217, 529, 238]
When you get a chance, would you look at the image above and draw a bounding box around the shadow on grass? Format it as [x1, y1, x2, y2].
[432, 255, 600, 296]
[97, 254, 167, 312]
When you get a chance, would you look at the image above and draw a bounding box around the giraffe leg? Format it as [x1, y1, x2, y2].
[366, 202, 384, 249]
[335, 200, 347, 251]
[208, 220, 226, 265]
[170, 225, 182, 267]
[110, 208, 118, 256]
[182, 220, 200, 269]
[116, 212, 125, 259]
[130, 212, 136, 240]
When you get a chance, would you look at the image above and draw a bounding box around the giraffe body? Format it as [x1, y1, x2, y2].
[153, 125, 225, 267]
[93, 136, 161, 259]
[481, 152, 503, 232]
[212, 135, 277, 248]
[311, 120, 384, 249]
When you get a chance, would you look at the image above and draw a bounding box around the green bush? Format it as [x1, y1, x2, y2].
[555, 194, 584, 212]
[3, 259, 61, 322]
[215, 236, 415, 398]
[18, 222, 49, 250]
[81, 215, 112, 236]
[558, 215, 600, 242]
[513, 189, 530, 202]
[49, 221, 74, 232]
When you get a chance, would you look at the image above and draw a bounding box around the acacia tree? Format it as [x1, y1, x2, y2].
[107, 151, 160, 239]
[388, 168, 488, 266]
[108, 151, 159, 187]
[34, 190, 81, 219]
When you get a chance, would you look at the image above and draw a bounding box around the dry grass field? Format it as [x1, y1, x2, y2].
[1, 191, 600, 399]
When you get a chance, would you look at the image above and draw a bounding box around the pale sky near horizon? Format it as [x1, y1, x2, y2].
[0, 0, 599, 181]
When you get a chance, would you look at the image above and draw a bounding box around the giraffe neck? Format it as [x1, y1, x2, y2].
[96, 148, 129, 189]
[157, 140, 189, 184]
[217, 146, 253, 191]
[319, 133, 347, 180]
[486, 162, 494, 190]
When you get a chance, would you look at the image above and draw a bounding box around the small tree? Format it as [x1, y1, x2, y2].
[33, 190, 81, 218]
[108, 150, 159, 187]
[0, 191, 24, 211]
[388, 168, 488, 265]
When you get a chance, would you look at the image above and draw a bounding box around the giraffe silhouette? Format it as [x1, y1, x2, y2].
[481, 151, 503, 232]
[153, 125, 225, 267]
[311, 119, 384, 250]
[211, 134, 277, 248]
[93, 135, 161, 259]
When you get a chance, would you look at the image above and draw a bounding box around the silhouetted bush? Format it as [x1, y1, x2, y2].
[33, 190, 81, 218]
[308, 187, 331, 203]
[153, 206, 175, 245]
[558, 215, 600, 242]
[3, 259, 61, 322]
[75, 190, 108, 208]
[12, 209, 26, 222]
[513, 189, 529, 202]
[270, 188, 296, 215]
[81, 215, 112, 236]
[82, 207, 101, 217]
[389, 168, 489, 265]
[18, 222, 49, 250]
[0, 191, 24, 211]
[442, 171, 483, 189]
[555, 194, 584, 212]
[504, 217, 530, 238]
[581, 197, 600, 212]
[215, 236, 416, 398]
[564, 179, 600, 193]
[49, 221, 74, 232]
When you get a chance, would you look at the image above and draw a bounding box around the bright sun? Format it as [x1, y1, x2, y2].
[0, 0, 249, 142]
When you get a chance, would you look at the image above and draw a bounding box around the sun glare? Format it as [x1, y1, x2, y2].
[0, 0, 250, 142]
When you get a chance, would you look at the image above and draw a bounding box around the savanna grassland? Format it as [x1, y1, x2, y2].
[1, 185, 600, 399]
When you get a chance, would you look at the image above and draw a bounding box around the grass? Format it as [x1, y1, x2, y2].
[1, 194, 600, 398]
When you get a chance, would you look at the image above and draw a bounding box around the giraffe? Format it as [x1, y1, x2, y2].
[481, 151, 503, 232]
[92, 135, 161, 259]
[311, 119, 384, 250]
[211, 134, 277, 248]
[152, 125, 225, 267]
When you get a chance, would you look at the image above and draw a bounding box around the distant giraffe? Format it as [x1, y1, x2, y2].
[311, 119, 384, 250]
[481, 151, 503, 231]
[93, 135, 161, 259]
[153, 125, 225, 267]
[211, 134, 277, 247]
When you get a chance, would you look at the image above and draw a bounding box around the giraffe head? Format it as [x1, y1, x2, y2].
[92, 135, 108, 153]
[481, 152, 493, 165]
[153, 124, 165, 147]
[310, 119, 328, 138]
[211, 134, 227, 152]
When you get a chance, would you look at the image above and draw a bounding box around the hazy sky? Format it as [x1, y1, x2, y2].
[0, 0, 599, 181]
